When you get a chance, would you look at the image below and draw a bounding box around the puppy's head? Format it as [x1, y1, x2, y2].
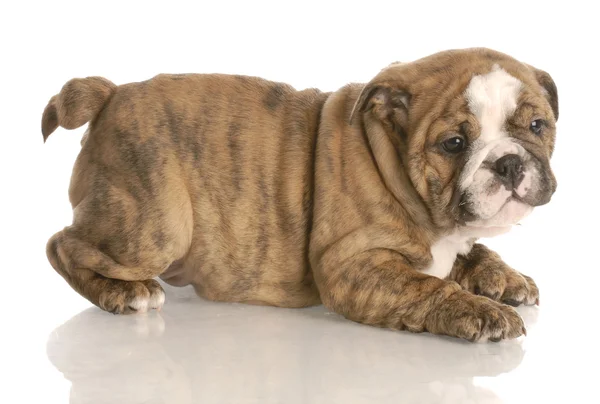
[351, 48, 558, 232]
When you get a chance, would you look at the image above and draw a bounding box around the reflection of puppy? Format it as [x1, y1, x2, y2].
[42, 48, 557, 341]
[47, 289, 527, 403]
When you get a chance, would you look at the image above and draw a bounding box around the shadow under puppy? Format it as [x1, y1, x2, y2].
[42, 47, 557, 342]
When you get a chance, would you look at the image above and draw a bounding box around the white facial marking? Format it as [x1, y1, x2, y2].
[515, 169, 534, 199]
[465, 64, 522, 143]
[460, 66, 523, 191]
[422, 232, 474, 279]
[466, 169, 508, 219]
[457, 66, 537, 228]
[467, 201, 533, 228]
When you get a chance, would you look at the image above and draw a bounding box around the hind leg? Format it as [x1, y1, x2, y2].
[47, 229, 168, 314]
[47, 102, 195, 313]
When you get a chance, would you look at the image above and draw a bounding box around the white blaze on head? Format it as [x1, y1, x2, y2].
[460, 66, 523, 191]
[458, 65, 534, 228]
[465, 64, 522, 143]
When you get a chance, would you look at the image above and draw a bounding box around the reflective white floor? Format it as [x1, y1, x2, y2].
[3, 266, 595, 404]
[46, 284, 536, 404]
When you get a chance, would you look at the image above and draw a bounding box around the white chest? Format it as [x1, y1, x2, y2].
[421, 233, 474, 279]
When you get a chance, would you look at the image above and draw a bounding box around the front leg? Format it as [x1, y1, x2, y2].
[313, 247, 526, 342]
[448, 244, 539, 307]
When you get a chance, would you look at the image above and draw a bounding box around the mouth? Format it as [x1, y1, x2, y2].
[457, 192, 531, 226]
[509, 191, 528, 204]
[457, 199, 478, 224]
[453, 138, 554, 229]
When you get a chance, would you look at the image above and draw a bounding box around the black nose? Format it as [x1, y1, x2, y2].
[495, 154, 523, 189]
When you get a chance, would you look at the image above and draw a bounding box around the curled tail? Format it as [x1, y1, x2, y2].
[41, 76, 116, 142]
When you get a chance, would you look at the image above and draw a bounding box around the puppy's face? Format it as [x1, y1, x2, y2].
[352, 48, 558, 232]
[455, 64, 557, 230]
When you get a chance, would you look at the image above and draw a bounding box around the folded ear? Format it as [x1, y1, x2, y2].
[531, 67, 559, 121]
[349, 82, 412, 135]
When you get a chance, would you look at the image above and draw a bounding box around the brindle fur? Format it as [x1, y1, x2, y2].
[42, 48, 558, 341]
[448, 244, 539, 307]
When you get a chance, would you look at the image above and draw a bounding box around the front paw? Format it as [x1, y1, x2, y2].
[426, 290, 526, 342]
[459, 265, 539, 307]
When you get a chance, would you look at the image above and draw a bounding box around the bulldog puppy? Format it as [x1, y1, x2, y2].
[42, 48, 557, 342]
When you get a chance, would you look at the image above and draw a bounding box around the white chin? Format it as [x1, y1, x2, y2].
[464, 200, 533, 236]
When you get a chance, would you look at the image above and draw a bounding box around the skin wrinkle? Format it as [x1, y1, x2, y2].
[362, 119, 428, 231]
[42, 48, 556, 341]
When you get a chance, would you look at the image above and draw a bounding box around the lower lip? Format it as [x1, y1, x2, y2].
[460, 197, 532, 224]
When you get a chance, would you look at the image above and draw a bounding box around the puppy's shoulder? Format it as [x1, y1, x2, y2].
[321, 83, 365, 127]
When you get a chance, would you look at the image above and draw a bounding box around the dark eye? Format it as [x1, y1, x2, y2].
[530, 119, 544, 135]
[442, 136, 466, 153]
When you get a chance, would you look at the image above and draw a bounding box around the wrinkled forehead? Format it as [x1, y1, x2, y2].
[464, 64, 523, 141]
[372, 49, 554, 136]
[428, 62, 548, 133]
[408, 64, 529, 140]
[396, 56, 541, 123]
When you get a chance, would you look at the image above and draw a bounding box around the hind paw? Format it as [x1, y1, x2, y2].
[99, 279, 165, 314]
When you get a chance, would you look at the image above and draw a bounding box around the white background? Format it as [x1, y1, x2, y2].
[1, 1, 599, 403]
